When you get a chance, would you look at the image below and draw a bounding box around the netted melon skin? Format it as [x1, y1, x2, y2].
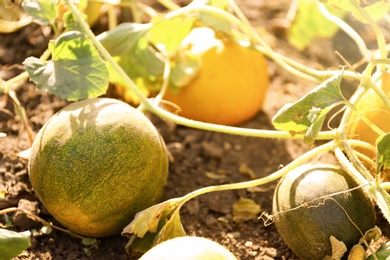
[29, 98, 169, 237]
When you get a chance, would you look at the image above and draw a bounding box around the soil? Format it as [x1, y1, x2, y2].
[1, 0, 389, 259]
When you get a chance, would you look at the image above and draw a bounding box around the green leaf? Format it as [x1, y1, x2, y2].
[122, 198, 185, 254]
[288, 0, 346, 50]
[22, 0, 57, 25]
[149, 16, 195, 56]
[24, 31, 108, 101]
[272, 70, 345, 143]
[367, 241, 390, 260]
[326, 0, 390, 23]
[0, 229, 31, 260]
[188, 0, 232, 34]
[376, 133, 390, 175]
[97, 23, 165, 93]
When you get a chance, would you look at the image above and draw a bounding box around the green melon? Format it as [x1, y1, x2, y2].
[28, 98, 168, 237]
[273, 163, 375, 259]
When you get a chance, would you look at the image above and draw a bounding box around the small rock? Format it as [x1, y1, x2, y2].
[13, 199, 40, 229]
[201, 142, 223, 160]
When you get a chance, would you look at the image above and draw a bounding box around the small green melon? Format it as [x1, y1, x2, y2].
[273, 163, 375, 259]
[29, 98, 168, 237]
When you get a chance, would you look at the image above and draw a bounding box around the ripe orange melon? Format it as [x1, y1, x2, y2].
[346, 72, 390, 156]
[346, 72, 390, 180]
[28, 98, 168, 237]
[163, 27, 269, 126]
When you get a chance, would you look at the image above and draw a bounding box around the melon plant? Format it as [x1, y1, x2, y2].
[273, 163, 376, 259]
[28, 98, 169, 237]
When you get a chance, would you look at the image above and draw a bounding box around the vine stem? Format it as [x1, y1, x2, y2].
[349, 0, 388, 70]
[65, 0, 337, 140]
[317, 2, 369, 61]
[363, 59, 390, 111]
[176, 141, 335, 208]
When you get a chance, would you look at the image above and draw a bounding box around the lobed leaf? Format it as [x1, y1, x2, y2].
[22, 0, 57, 25]
[97, 23, 164, 94]
[272, 70, 345, 143]
[24, 31, 108, 101]
[149, 16, 196, 56]
[0, 229, 31, 260]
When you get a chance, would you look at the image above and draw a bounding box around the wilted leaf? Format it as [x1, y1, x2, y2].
[288, 0, 346, 50]
[232, 197, 261, 222]
[327, 235, 347, 260]
[272, 70, 345, 143]
[0, 229, 31, 260]
[153, 209, 186, 245]
[122, 198, 185, 254]
[24, 31, 109, 100]
[376, 133, 390, 175]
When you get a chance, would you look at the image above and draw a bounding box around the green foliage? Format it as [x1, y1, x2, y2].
[272, 70, 345, 143]
[0, 229, 31, 260]
[22, 0, 57, 25]
[97, 23, 164, 93]
[24, 31, 108, 100]
[288, 0, 346, 50]
[376, 133, 390, 175]
[367, 241, 390, 260]
[149, 16, 195, 56]
[326, 0, 390, 23]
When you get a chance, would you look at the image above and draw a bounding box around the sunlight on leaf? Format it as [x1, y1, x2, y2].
[97, 23, 164, 94]
[376, 133, 390, 175]
[288, 0, 346, 50]
[190, 0, 232, 34]
[24, 31, 109, 100]
[122, 198, 185, 254]
[149, 16, 195, 56]
[22, 0, 57, 25]
[326, 0, 390, 23]
[272, 70, 345, 143]
[0, 229, 31, 260]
